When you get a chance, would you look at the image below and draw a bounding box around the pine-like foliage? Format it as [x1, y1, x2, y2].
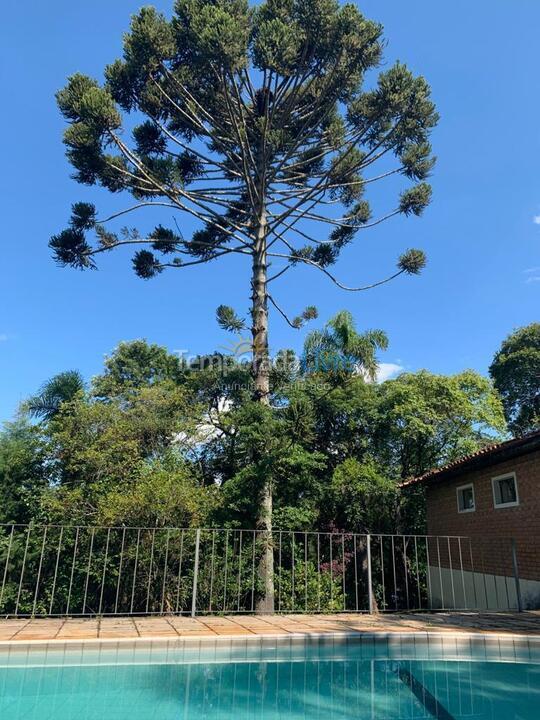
[51, 0, 438, 321]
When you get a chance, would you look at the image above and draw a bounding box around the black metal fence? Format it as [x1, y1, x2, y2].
[0, 525, 525, 617]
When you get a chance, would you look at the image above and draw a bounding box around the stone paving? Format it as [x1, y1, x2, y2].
[0, 611, 538, 641]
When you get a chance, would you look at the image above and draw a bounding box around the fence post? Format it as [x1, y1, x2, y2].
[366, 534, 374, 614]
[511, 538, 523, 613]
[191, 529, 201, 618]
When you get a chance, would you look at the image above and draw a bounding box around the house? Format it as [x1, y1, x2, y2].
[404, 430, 540, 610]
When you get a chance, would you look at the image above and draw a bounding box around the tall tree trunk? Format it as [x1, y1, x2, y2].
[251, 206, 274, 613]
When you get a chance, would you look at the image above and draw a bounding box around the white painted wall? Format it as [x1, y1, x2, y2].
[427, 566, 540, 610]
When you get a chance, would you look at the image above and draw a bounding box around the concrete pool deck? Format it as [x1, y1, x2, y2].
[0, 611, 539, 642]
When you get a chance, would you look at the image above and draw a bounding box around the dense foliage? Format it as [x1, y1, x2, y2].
[0, 332, 506, 533]
[489, 322, 540, 436]
[0, 322, 511, 616]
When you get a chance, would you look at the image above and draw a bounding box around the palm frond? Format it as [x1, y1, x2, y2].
[25, 370, 85, 422]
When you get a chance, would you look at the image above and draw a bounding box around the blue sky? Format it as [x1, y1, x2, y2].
[1, 0, 538, 422]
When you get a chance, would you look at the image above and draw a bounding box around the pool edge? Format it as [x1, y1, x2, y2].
[1, 629, 539, 655]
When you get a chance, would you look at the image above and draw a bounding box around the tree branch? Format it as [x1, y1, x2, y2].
[268, 294, 300, 329]
[266, 246, 406, 292]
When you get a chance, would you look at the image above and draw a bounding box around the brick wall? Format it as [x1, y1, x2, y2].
[426, 450, 540, 581]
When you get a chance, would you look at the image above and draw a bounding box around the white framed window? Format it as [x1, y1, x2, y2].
[456, 483, 475, 513]
[492, 472, 519, 508]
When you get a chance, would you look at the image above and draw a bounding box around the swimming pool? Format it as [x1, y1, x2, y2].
[1, 634, 539, 719]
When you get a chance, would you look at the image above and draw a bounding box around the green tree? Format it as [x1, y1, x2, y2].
[374, 370, 507, 479]
[303, 310, 387, 378]
[25, 370, 84, 422]
[98, 455, 216, 527]
[328, 457, 397, 533]
[0, 419, 47, 523]
[276, 366, 506, 533]
[48, 382, 197, 488]
[92, 339, 183, 398]
[41, 453, 214, 528]
[215, 398, 326, 529]
[195, 312, 387, 529]
[489, 323, 540, 436]
[288, 373, 376, 468]
[51, 0, 438, 609]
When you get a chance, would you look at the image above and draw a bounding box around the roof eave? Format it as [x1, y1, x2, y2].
[403, 432, 540, 489]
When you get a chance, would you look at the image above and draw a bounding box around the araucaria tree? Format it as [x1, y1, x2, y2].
[51, 0, 438, 611]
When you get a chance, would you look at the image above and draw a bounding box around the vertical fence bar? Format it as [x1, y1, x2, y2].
[402, 536, 410, 610]
[447, 537, 456, 609]
[378, 536, 385, 611]
[457, 537, 466, 609]
[98, 528, 111, 616]
[115, 528, 126, 615]
[278, 530, 282, 612]
[191, 528, 201, 617]
[436, 537, 444, 609]
[0, 525, 15, 610]
[316, 533, 321, 613]
[366, 534, 374, 614]
[503, 563, 511, 611]
[425, 536, 432, 610]
[32, 526, 48, 616]
[480, 543, 488, 609]
[210, 530, 216, 613]
[468, 537, 478, 610]
[237, 531, 243, 612]
[250, 530, 256, 613]
[160, 529, 171, 615]
[49, 527, 64, 616]
[341, 534, 346, 611]
[66, 527, 79, 616]
[492, 540, 500, 610]
[82, 528, 95, 615]
[511, 538, 523, 613]
[145, 529, 156, 614]
[130, 529, 141, 615]
[174, 529, 185, 614]
[15, 525, 32, 616]
[414, 536, 420, 610]
[353, 535, 358, 612]
[292, 532, 296, 611]
[328, 534, 332, 608]
[222, 529, 229, 612]
[305, 532, 308, 613]
[391, 536, 397, 610]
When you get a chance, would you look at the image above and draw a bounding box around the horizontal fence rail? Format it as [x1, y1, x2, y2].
[0, 525, 524, 618]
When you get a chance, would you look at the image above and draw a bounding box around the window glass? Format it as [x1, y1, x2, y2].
[493, 474, 518, 507]
[457, 485, 475, 512]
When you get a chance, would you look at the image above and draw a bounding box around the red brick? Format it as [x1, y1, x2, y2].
[426, 451, 540, 580]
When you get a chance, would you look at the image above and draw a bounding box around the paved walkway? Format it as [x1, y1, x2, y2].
[0, 612, 539, 641]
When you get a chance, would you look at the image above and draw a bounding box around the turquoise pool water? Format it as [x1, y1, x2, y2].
[1, 641, 539, 719]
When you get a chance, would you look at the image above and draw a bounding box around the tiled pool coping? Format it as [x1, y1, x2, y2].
[0, 612, 539, 665]
[1, 631, 540, 668]
[1, 611, 539, 643]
